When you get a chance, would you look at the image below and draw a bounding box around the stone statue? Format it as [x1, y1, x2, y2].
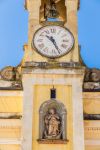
[44, 0, 59, 20]
[44, 108, 61, 139]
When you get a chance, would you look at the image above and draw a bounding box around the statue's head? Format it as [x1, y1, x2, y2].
[48, 108, 56, 114]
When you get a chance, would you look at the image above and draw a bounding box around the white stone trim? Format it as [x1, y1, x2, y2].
[0, 91, 23, 97]
[83, 92, 100, 99]
[0, 139, 21, 144]
[22, 77, 82, 87]
[72, 80, 85, 150]
[22, 68, 85, 150]
[85, 140, 100, 146]
[84, 120, 100, 127]
[23, 68, 85, 75]
[0, 119, 21, 127]
[21, 78, 34, 150]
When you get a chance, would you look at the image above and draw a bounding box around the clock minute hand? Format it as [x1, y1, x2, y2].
[50, 36, 61, 54]
[46, 35, 60, 54]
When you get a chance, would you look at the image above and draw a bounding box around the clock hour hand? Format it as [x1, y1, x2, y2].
[46, 35, 60, 54]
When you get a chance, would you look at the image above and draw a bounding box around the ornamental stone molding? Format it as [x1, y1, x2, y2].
[83, 68, 100, 91]
[0, 66, 20, 81]
[0, 66, 22, 90]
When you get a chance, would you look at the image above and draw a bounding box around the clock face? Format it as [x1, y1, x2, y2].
[32, 25, 74, 58]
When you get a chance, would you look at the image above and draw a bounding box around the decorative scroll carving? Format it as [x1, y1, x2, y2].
[39, 99, 67, 141]
[83, 68, 100, 91]
[0, 66, 20, 81]
[84, 68, 100, 82]
[0, 66, 22, 90]
[83, 82, 100, 91]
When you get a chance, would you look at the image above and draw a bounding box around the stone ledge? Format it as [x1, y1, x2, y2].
[37, 139, 69, 144]
[0, 87, 23, 91]
[23, 61, 83, 69]
[84, 114, 100, 120]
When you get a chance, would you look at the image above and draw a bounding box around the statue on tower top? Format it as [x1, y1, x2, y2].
[44, 0, 59, 20]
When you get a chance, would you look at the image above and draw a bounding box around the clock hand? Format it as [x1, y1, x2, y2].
[50, 36, 61, 54]
[46, 35, 61, 54]
[46, 35, 52, 41]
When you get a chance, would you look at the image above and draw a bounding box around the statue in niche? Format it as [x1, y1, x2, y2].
[44, 0, 59, 20]
[44, 108, 61, 139]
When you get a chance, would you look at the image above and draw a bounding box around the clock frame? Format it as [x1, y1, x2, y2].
[32, 25, 75, 59]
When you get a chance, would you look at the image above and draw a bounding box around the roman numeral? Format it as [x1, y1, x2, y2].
[62, 39, 69, 42]
[61, 34, 67, 38]
[38, 43, 44, 49]
[37, 39, 43, 42]
[61, 44, 67, 49]
[43, 47, 48, 52]
[40, 32, 45, 37]
[44, 30, 50, 34]
[52, 49, 57, 55]
[51, 28, 56, 33]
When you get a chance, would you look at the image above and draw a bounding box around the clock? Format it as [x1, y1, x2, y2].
[32, 25, 74, 58]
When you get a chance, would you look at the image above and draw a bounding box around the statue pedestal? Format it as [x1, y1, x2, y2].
[37, 139, 69, 144]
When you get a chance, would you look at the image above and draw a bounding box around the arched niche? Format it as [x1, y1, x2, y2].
[40, 0, 67, 22]
[39, 99, 67, 140]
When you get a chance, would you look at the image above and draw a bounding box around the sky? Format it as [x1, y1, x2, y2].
[0, 0, 100, 69]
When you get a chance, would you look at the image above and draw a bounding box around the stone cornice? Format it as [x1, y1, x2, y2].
[84, 114, 100, 120]
[22, 66, 85, 76]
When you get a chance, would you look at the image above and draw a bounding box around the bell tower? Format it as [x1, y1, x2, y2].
[22, 0, 85, 150]
[23, 0, 80, 64]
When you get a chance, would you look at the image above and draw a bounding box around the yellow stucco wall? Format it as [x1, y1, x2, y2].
[0, 0, 100, 149]
[85, 146, 100, 150]
[32, 85, 73, 150]
[0, 96, 22, 113]
[83, 93, 100, 150]
[0, 128, 21, 139]
[0, 91, 99, 150]
[0, 92, 22, 150]
[0, 145, 20, 150]
[84, 120, 100, 140]
[83, 93, 100, 114]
